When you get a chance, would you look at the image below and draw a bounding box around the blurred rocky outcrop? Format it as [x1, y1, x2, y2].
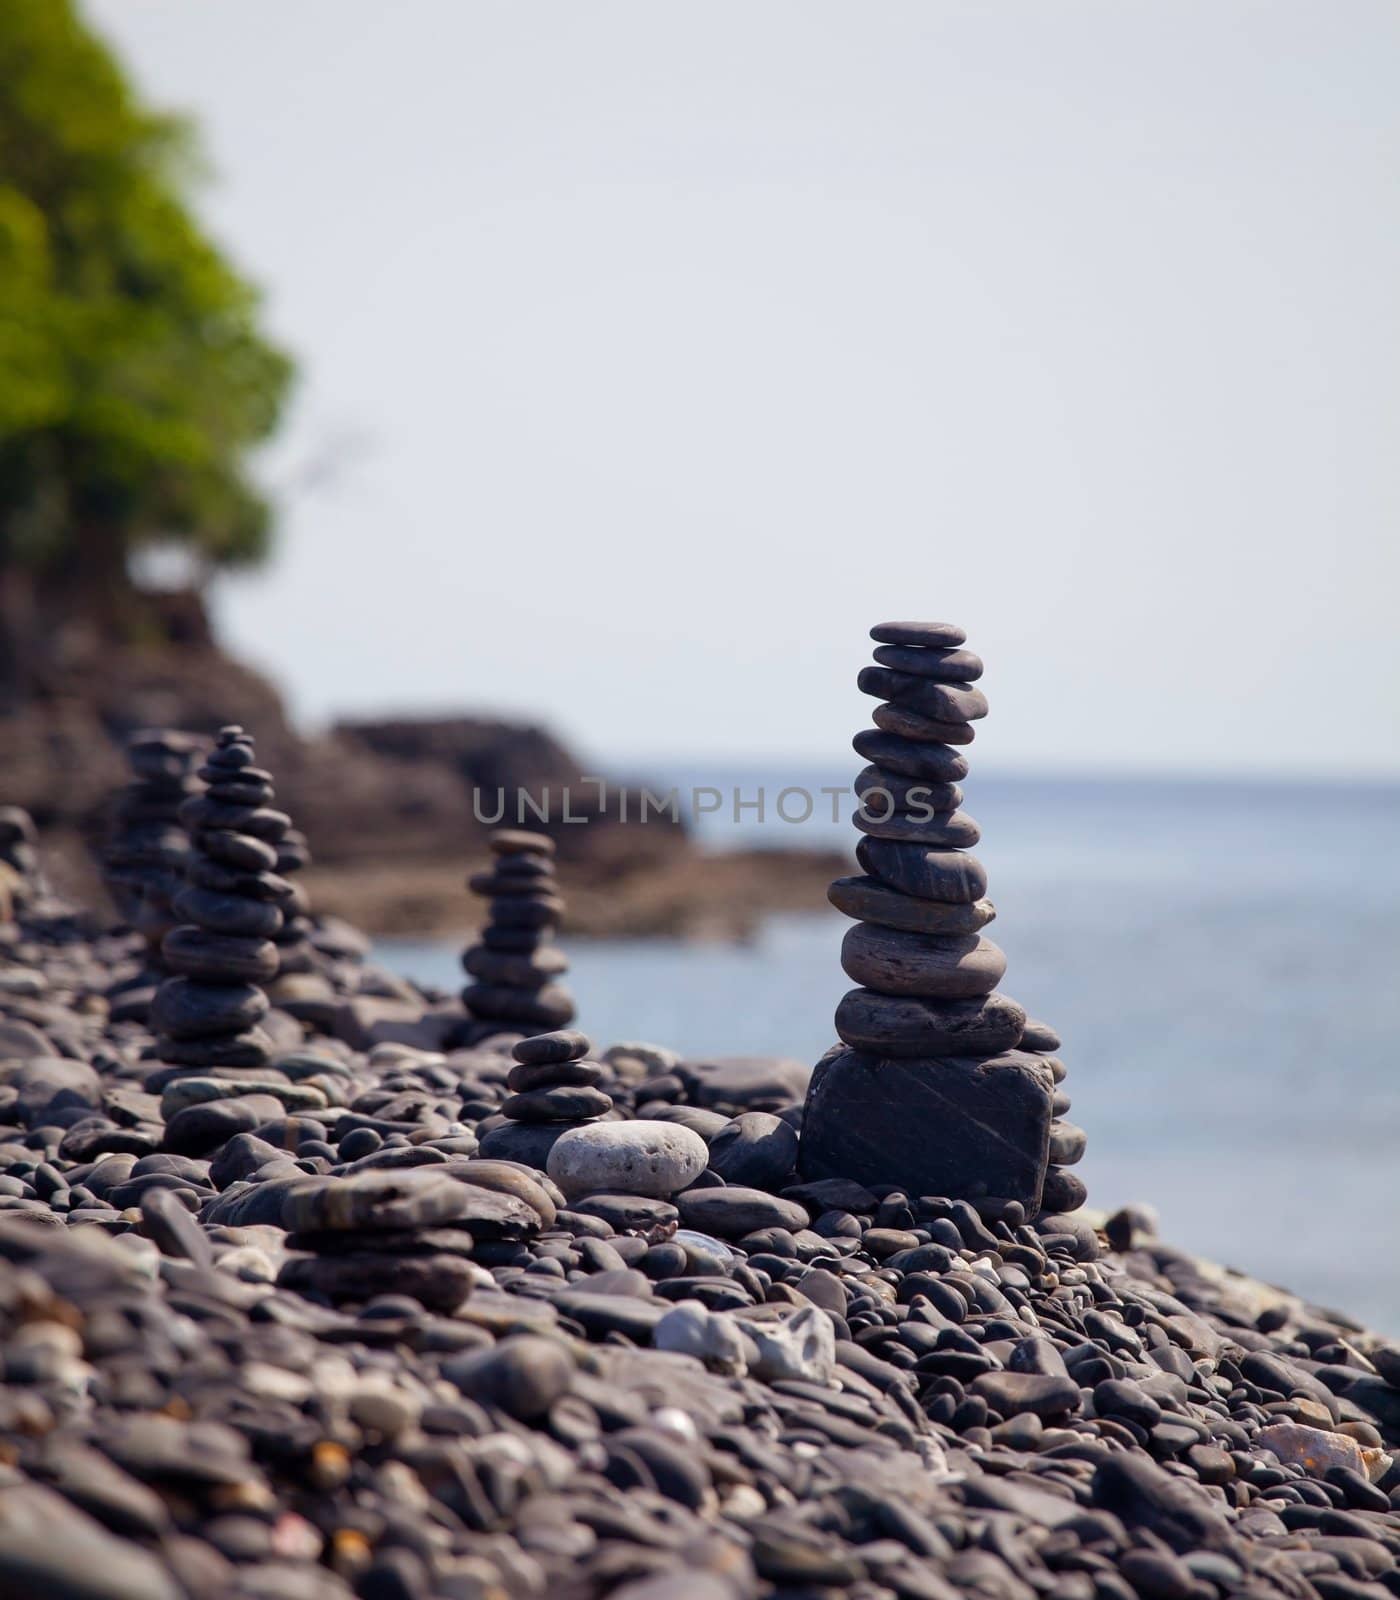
[1, 597, 837, 937]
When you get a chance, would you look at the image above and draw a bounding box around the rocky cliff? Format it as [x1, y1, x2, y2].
[1, 597, 839, 937]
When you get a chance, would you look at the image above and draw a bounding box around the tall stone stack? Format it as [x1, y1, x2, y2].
[460, 830, 575, 1037]
[799, 621, 1088, 1217]
[149, 726, 293, 1074]
[103, 730, 204, 952]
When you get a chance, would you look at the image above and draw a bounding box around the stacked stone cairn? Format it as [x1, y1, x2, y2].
[481, 1027, 614, 1165]
[149, 725, 293, 1075]
[276, 1169, 482, 1315]
[799, 620, 1088, 1216]
[460, 828, 575, 1037]
[102, 728, 204, 953]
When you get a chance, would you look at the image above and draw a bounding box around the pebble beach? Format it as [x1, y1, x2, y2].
[3, 879, 1400, 1600]
[1, 655, 1399, 1600]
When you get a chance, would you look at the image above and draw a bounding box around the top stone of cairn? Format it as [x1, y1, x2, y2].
[868, 620, 967, 649]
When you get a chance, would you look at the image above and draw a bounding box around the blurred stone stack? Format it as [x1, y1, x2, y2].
[277, 1169, 479, 1314]
[800, 620, 1087, 1216]
[102, 729, 204, 952]
[149, 726, 293, 1073]
[460, 830, 575, 1037]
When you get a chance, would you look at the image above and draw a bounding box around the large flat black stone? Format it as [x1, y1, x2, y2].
[798, 1048, 1052, 1211]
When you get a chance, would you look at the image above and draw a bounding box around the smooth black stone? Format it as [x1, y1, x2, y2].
[1372, 1346, 1400, 1389]
[490, 829, 556, 856]
[513, 1029, 592, 1065]
[162, 928, 279, 984]
[870, 620, 967, 648]
[444, 1335, 573, 1419]
[186, 858, 294, 902]
[1041, 1167, 1087, 1212]
[139, 1186, 214, 1267]
[851, 730, 969, 781]
[485, 847, 554, 874]
[857, 666, 989, 723]
[1044, 1052, 1068, 1083]
[463, 981, 575, 1028]
[872, 643, 984, 681]
[204, 740, 256, 768]
[481, 926, 547, 953]
[155, 1028, 274, 1070]
[279, 1250, 473, 1312]
[798, 1049, 1052, 1209]
[202, 778, 275, 807]
[163, 1094, 289, 1156]
[282, 1169, 474, 1232]
[1095, 1377, 1163, 1430]
[550, 1288, 667, 1342]
[571, 1193, 678, 1231]
[468, 871, 560, 899]
[840, 924, 1006, 998]
[970, 1371, 1081, 1418]
[461, 946, 567, 986]
[827, 876, 995, 935]
[505, 1058, 604, 1093]
[173, 887, 283, 939]
[1048, 1120, 1087, 1165]
[676, 1054, 812, 1110]
[835, 988, 1025, 1057]
[1092, 1452, 1233, 1552]
[643, 1105, 730, 1139]
[208, 1133, 284, 1187]
[195, 830, 279, 873]
[674, 1185, 808, 1238]
[1020, 1018, 1061, 1052]
[871, 702, 976, 745]
[486, 897, 565, 930]
[707, 1113, 800, 1191]
[199, 757, 272, 783]
[286, 1225, 478, 1258]
[178, 797, 291, 840]
[857, 838, 988, 903]
[150, 978, 269, 1040]
[853, 766, 963, 812]
[853, 806, 981, 847]
[478, 1120, 569, 1168]
[501, 1084, 613, 1123]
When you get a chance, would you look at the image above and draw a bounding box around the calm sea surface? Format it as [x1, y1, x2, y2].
[379, 771, 1400, 1334]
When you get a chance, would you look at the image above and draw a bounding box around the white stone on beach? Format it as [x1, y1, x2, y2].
[546, 1118, 709, 1199]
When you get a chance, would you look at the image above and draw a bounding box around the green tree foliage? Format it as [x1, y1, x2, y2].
[0, 0, 293, 626]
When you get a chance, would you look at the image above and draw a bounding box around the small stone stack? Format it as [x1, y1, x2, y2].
[800, 620, 1088, 1216]
[481, 1028, 614, 1166]
[277, 1170, 479, 1315]
[149, 726, 293, 1074]
[102, 729, 204, 951]
[460, 829, 575, 1036]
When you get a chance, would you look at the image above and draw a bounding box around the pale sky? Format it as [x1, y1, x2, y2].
[88, 1, 1400, 775]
